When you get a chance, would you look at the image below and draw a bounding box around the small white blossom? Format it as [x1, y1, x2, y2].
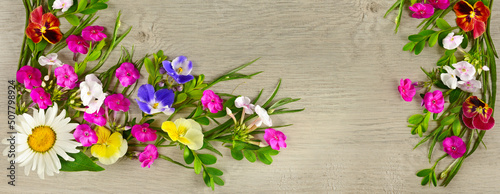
[235, 96, 255, 114]
[440, 66, 458, 89]
[443, 32, 464, 50]
[38, 53, 62, 67]
[52, 0, 73, 13]
[452, 61, 476, 81]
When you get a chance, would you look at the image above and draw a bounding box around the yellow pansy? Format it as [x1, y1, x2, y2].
[91, 126, 128, 165]
[161, 118, 204, 150]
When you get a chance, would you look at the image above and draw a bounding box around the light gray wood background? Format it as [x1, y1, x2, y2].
[1, 0, 500, 193]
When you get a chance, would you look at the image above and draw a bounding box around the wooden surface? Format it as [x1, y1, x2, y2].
[1, 0, 500, 193]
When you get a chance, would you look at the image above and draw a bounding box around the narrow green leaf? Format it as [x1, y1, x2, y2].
[418, 30, 436, 36]
[144, 57, 155, 76]
[408, 34, 425, 42]
[452, 119, 462, 136]
[263, 79, 281, 108]
[450, 106, 462, 113]
[461, 33, 469, 49]
[243, 150, 257, 163]
[441, 114, 456, 126]
[257, 152, 273, 165]
[431, 172, 437, 187]
[87, 50, 101, 61]
[449, 89, 462, 104]
[428, 32, 440, 47]
[421, 175, 430, 186]
[403, 42, 416, 51]
[416, 169, 432, 177]
[205, 167, 223, 176]
[213, 176, 225, 186]
[59, 152, 105, 172]
[194, 158, 202, 174]
[195, 117, 210, 125]
[414, 40, 425, 55]
[77, 0, 88, 12]
[198, 154, 217, 165]
[80, 9, 97, 15]
[436, 18, 451, 30]
[231, 149, 244, 160]
[91, 2, 108, 10]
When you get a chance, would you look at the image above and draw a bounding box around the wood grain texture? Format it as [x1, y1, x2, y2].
[1, 0, 500, 193]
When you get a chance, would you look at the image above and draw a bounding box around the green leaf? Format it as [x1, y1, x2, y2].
[193, 106, 203, 118]
[205, 167, 223, 176]
[77, 0, 88, 12]
[422, 112, 430, 132]
[418, 30, 436, 36]
[243, 150, 257, 163]
[36, 40, 48, 51]
[438, 31, 451, 48]
[438, 129, 450, 141]
[213, 176, 225, 186]
[428, 32, 440, 47]
[91, 2, 108, 10]
[436, 18, 451, 30]
[195, 117, 210, 125]
[421, 175, 430, 186]
[27, 39, 35, 52]
[66, 0, 79, 13]
[94, 40, 106, 51]
[184, 79, 196, 92]
[408, 114, 424, 125]
[187, 90, 203, 100]
[87, 50, 101, 61]
[408, 34, 425, 42]
[263, 79, 281, 108]
[403, 42, 416, 51]
[174, 93, 187, 105]
[461, 33, 469, 49]
[434, 80, 449, 89]
[452, 119, 462, 136]
[257, 152, 273, 165]
[414, 40, 425, 55]
[449, 89, 462, 104]
[416, 169, 432, 177]
[203, 170, 210, 187]
[184, 148, 194, 164]
[230, 149, 243, 160]
[198, 154, 217, 165]
[144, 58, 155, 76]
[431, 172, 438, 187]
[59, 152, 105, 172]
[441, 114, 456, 126]
[194, 158, 202, 174]
[80, 8, 97, 15]
[450, 106, 462, 113]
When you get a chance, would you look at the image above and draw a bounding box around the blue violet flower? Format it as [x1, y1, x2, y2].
[136, 84, 175, 115]
[162, 56, 194, 84]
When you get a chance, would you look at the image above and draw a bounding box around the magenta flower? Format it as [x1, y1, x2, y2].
[115, 62, 140, 87]
[16, 66, 42, 89]
[409, 3, 435, 19]
[201, 90, 223, 113]
[429, 0, 450, 10]
[66, 35, 89, 54]
[442, 136, 466, 159]
[104, 93, 131, 112]
[398, 78, 416, 102]
[73, 124, 98, 147]
[83, 107, 107, 126]
[54, 64, 78, 89]
[263, 128, 287, 151]
[138, 144, 158, 168]
[82, 26, 107, 42]
[30, 87, 52, 109]
[461, 96, 495, 130]
[423, 90, 444, 113]
[131, 123, 157, 142]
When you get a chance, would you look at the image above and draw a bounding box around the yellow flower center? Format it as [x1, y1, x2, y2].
[41, 26, 47, 33]
[177, 67, 183, 73]
[153, 103, 159, 109]
[470, 11, 476, 18]
[28, 126, 56, 153]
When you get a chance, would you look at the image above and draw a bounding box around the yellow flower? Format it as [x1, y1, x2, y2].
[91, 126, 127, 165]
[161, 118, 204, 150]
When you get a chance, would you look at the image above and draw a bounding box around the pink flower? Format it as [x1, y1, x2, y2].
[115, 62, 140, 87]
[423, 90, 444, 113]
[442, 136, 466, 159]
[83, 107, 107, 126]
[263, 128, 287, 151]
[429, 0, 450, 10]
[66, 35, 89, 54]
[73, 124, 98, 147]
[16, 66, 42, 89]
[54, 64, 78, 89]
[104, 93, 131, 112]
[398, 78, 416, 102]
[131, 123, 157, 142]
[409, 3, 435, 19]
[138, 144, 158, 168]
[201, 90, 223, 113]
[30, 87, 52, 109]
[82, 26, 107, 42]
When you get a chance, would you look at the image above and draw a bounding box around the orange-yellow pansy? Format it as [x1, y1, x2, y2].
[25, 6, 63, 44]
[454, 1, 490, 39]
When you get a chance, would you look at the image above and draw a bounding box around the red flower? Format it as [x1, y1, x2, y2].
[454, 1, 490, 39]
[462, 96, 495, 130]
[25, 6, 63, 44]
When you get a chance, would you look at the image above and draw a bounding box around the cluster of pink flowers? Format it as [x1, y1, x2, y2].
[409, 0, 450, 19]
[67, 25, 107, 55]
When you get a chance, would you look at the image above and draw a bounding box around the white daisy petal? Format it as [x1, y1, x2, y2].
[24, 160, 32, 176]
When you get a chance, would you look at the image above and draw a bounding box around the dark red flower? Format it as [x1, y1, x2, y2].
[25, 6, 63, 44]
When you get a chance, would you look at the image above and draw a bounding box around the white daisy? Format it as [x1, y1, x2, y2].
[15, 104, 80, 179]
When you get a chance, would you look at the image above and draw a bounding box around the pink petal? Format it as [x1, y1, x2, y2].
[473, 116, 495, 130]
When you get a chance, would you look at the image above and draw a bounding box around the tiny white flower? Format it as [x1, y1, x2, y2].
[255, 105, 272, 127]
[52, 0, 73, 13]
[441, 66, 458, 89]
[235, 96, 255, 114]
[443, 32, 464, 50]
[38, 53, 62, 67]
[482, 66, 490, 71]
[458, 79, 482, 93]
[452, 61, 476, 81]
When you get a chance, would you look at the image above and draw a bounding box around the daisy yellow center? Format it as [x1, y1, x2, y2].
[153, 103, 159, 109]
[28, 126, 56, 153]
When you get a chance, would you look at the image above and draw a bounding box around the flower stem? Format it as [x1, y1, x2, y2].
[158, 154, 193, 169]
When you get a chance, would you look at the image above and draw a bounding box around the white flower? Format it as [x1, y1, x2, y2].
[38, 53, 62, 67]
[458, 79, 482, 93]
[452, 61, 476, 81]
[80, 74, 105, 113]
[440, 66, 458, 89]
[235, 96, 255, 114]
[5, 104, 80, 179]
[255, 105, 272, 127]
[482, 66, 490, 71]
[52, 0, 73, 13]
[443, 32, 464, 50]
